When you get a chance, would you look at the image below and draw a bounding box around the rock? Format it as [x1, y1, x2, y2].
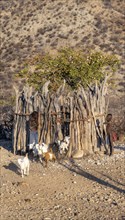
[72, 181, 77, 184]
[54, 205, 60, 210]
[72, 150, 84, 159]
[95, 160, 101, 165]
[24, 198, 31, 202]
[111, 201, 118, 206]
[17, 181, 29, 187]
[74, 211, 78, 216]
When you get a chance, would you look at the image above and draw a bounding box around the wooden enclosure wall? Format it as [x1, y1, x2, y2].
[13, 79, 109, 156]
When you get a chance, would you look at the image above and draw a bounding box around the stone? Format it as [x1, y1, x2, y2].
[72, 150, 84, 159]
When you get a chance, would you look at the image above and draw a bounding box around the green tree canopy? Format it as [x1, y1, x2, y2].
[16, 48, 120, 91]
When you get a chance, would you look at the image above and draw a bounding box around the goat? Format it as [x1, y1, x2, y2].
[42, 149, 56, 167]
[29, 142, 35, 150]
[49, 142, 60, 159]
[17, 153, 30, 178]
[39, 143, 49, 154]
[32, 143, 49, 157]
[59, 136, 70, 155]
[32, 144, 39, 157]
[32, 143, 49, 164]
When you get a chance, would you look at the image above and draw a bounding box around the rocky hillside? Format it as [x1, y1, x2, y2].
[0, 0, 125, 121]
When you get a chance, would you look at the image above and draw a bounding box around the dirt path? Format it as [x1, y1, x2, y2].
[0, 141, 125, 220]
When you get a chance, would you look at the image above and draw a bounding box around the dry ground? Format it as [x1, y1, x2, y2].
[0, 140, 125, 220]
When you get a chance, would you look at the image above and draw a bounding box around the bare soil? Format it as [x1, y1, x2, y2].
[0, 140, 125, 220]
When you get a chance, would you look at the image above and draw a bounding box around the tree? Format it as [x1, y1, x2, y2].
[16, 48, 120, 91]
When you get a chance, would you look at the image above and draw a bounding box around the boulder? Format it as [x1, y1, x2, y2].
[72, 149, 84, 159]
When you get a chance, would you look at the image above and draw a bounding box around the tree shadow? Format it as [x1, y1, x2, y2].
[92, 169, 125, 187]
[114, 146, 125, 151]
[59, 159, 125, 194]
[3, 161, 20, 175]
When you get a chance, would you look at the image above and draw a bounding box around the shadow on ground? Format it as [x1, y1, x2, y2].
[114, 146, 125, 151]
[0, 139, 12, 151]
[93, 169, 125, 187]
[3, 162, 20, 175]
[59, 159, 125, 194]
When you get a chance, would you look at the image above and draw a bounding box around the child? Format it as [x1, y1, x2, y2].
[105, 114, 114, 156]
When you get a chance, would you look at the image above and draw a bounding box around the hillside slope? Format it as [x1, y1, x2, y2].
[0, 0, 125, 120]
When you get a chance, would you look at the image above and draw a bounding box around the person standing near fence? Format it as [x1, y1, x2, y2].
[105, 113, 114, 156]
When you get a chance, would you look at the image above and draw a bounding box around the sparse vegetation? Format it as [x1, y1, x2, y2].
[0, 95, 16, 107]
[16, 48, 120, 91]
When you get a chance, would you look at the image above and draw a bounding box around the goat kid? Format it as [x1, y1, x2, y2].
[59, 136, 70, 155]
[32, 143, 49, 157]
[18, 153, 30, 178]
[42, 149, 56, 167]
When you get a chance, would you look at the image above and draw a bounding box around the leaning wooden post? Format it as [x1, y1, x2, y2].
[38, 106, 41, 143]
[67, 96, 73, 157]
[13, 114, 17, 154]
[13, 86, 20, 154]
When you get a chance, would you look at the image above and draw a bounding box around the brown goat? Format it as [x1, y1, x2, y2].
[42, 149, 56, 167]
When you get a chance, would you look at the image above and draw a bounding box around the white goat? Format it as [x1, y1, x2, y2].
[39, 143, 49, 154]
[32, 144, 39, 157]
[32, 143, 49, 157]
[29, 142, 35, 150]
[59, 136, 70, 155]
[18, 153, 30, 178]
